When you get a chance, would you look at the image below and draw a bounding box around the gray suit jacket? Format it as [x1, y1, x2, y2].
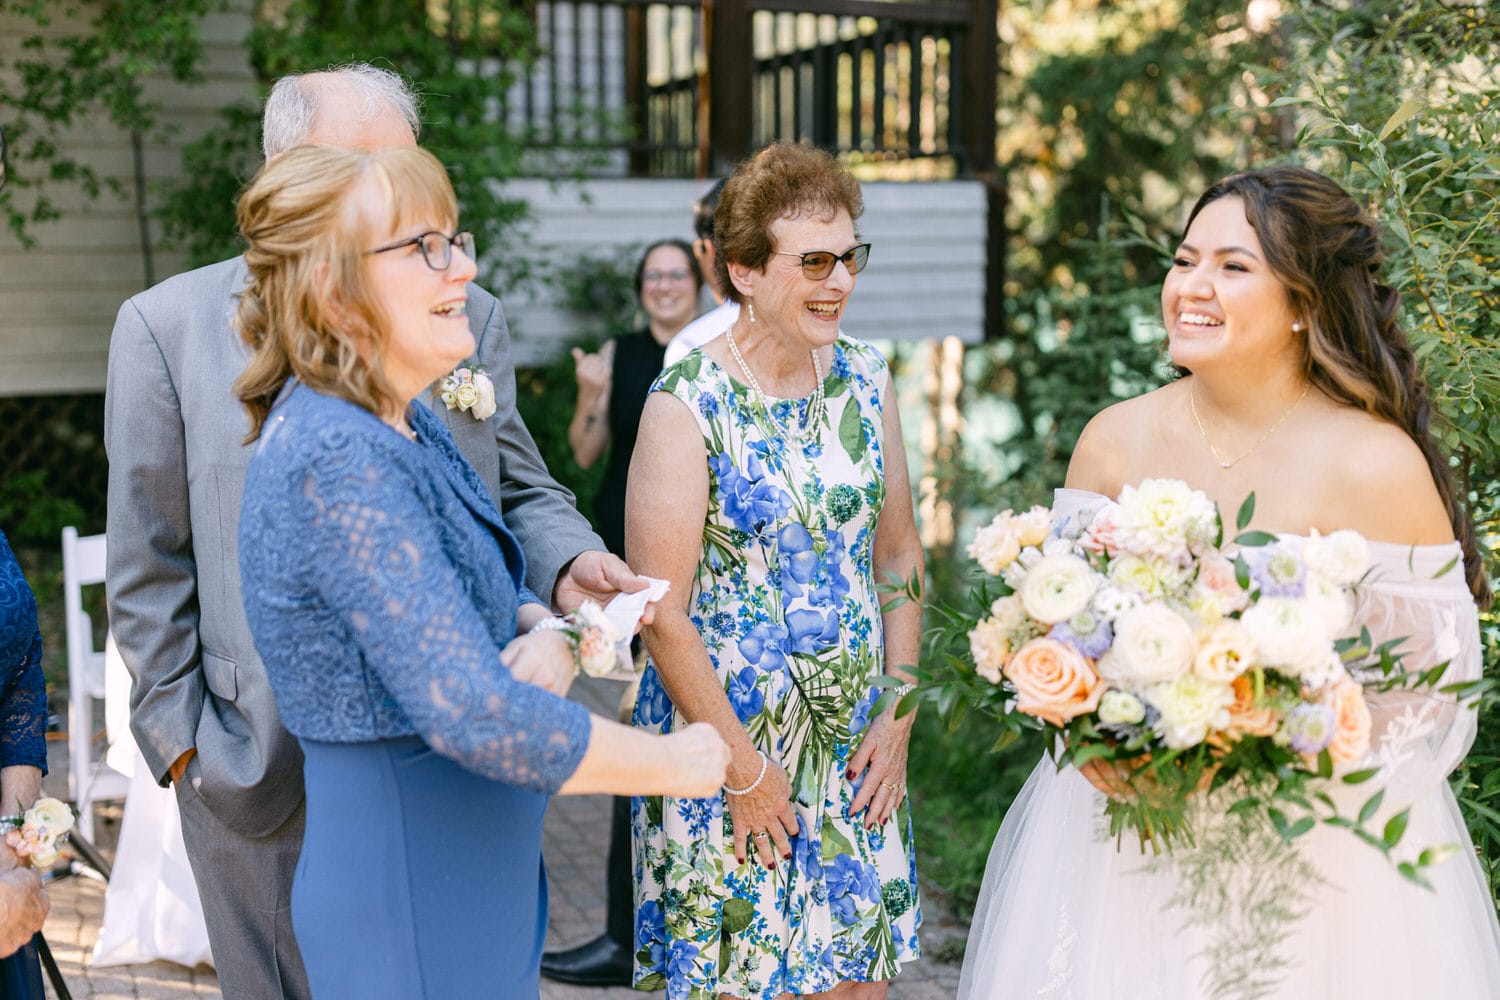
[104, 256, 602, 837]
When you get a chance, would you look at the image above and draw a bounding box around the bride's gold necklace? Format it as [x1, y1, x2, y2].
[1189, 381, 1310, 470]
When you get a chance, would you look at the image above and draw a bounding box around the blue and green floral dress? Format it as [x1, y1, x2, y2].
[631, 336, 921, 1000]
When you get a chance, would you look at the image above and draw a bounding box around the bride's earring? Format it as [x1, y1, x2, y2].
[1292, 320, 1305, 333]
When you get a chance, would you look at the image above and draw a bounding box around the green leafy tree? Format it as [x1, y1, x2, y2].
[0, 0, 220, 244]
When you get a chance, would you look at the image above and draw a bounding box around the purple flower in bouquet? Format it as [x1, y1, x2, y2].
[1247, 543, 1307, 597]
[1285, 701, 1336, 754]
[1050, 610, 1113, 659]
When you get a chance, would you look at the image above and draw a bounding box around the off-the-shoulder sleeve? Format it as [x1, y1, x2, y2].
[1348, 544, 1481, 805]
[299, 444, 591, 793]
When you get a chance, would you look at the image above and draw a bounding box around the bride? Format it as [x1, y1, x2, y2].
[957, 166, 1500, 998]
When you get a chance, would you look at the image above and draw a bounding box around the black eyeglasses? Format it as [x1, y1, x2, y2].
[773, 243, 871, 280]
[368, 230, 475, 271]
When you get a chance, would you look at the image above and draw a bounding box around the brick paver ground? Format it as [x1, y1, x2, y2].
[38, 677, 966, 998]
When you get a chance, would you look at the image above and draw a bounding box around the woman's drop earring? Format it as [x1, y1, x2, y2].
[747, 301, 756, 324]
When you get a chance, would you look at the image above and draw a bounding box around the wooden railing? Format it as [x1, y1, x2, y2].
[501, 0, 998, 178]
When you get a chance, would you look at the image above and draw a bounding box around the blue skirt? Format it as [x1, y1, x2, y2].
[293, 736, 550, 999]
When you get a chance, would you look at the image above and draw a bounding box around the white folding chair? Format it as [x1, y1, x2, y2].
[62, 526, 130, 841]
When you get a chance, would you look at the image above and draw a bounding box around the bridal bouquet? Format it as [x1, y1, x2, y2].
[937, 478, 1453, 883]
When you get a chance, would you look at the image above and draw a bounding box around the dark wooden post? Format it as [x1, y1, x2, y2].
[962, 0, 1004, 339]
[707, 0, 753, 173]
[625, 3, 649, 175]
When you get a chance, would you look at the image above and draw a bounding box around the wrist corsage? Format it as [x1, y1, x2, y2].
[530, 600, 627, 678]
[438, 363, 497, 421]
[2, 797, 76, 868]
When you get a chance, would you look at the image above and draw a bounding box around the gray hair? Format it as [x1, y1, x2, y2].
[261, 62, 422, 159]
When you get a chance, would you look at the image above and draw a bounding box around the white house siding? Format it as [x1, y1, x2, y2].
[500, 177, 987, 367]
[0, 0, 257, 397]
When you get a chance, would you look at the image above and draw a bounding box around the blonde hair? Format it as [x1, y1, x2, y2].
[233, 144, 458, 441]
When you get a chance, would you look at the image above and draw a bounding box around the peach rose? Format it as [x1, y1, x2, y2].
[1323, 679, 1372, 765]
[1225, 674, 1279, 738]
[1004, 637, 1104, 727]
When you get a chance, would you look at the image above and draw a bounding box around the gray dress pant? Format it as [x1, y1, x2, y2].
[174, 770, 310, 1000]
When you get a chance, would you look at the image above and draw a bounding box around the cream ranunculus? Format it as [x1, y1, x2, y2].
[1145, 673, 1235, 749]
[1100, 603, 1196, 687]
[1192, 620, 1257, 683]
[1003, 638, 1105, 727]
[1107, 554, 1162, 598]
[1018, 553, 1100, 624]
[1302, 529, 1370, 586]
[1239, 596, 1332, 679]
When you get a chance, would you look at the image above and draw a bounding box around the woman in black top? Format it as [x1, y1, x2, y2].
[568, 239, 704, 553]
[546, 239, 703, 986]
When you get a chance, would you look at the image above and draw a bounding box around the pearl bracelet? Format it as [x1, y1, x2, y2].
[528, 616, 580, 673]
[724, 750, 769, 796]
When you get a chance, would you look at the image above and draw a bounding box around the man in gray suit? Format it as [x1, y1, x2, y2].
[105, 64, 636, 1000]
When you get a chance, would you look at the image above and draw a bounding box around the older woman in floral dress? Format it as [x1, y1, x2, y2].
[627, 143, 925, 1000]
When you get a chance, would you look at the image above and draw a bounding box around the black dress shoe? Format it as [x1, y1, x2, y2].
[540, 934, 634, 987]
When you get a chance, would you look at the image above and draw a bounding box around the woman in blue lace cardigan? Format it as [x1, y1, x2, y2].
[232, 145, 729, 999]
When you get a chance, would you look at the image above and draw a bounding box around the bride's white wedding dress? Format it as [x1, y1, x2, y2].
[957, 489, 1500, 999]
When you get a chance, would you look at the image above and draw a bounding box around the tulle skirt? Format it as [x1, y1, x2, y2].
[958, 758, 1500, 999]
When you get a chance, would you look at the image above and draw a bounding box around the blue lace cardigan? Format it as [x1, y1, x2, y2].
[238, 384, 590, 794]
[0, 530, 47, 772]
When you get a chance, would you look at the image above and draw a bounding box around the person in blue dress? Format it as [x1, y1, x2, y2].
[232, 143, 730, 1000]
[0, 528, 51, 988]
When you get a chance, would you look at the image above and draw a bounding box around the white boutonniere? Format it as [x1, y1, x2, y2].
[439, 363, 497, 421]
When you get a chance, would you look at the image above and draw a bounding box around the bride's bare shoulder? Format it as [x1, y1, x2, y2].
[1066, 384, 1179, 495]
[1316, 408, 1453, 544]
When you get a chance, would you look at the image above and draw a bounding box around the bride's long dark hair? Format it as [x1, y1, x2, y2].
[1186, 166, 1490, 607]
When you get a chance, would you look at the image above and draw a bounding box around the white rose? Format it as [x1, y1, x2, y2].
[1239, 597, 1332, 677]
[24, 797, 74, 837]
[453, 380, 480, 410]
[1113, 478, 1219, 565]
[1098, 689, 1146, 726]
[1302, 529, 1370, 586]
[1101, 603, 1196, 686]
[470, 372, 497, 420]
[1192, 620, 1257, 683]
[1145, 673, 1235, 749]
[1018, 553, 1100, 624]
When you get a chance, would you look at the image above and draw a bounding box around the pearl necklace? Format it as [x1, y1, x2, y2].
[725, 326, 825, 440]
[1189, 381, 1310, 469]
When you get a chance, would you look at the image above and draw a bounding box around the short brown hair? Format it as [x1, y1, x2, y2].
[713, 143, 863, 303]
[233, 144, 458, 440]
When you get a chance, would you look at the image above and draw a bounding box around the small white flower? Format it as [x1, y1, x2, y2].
[1091, 584, 1142, 623]
[1302, 529, 1370, 586]
[1018, 553, 1100, 624]
[1101, 603, 1196, 686]
[1098, 689, 1147, 726]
